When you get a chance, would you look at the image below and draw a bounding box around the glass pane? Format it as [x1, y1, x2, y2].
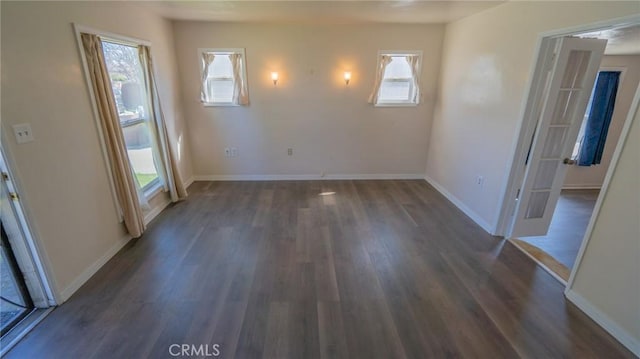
[561, 50, 591, 88]
[541, 127, 569, 158]
[1, 226, 31, 334]
[122, 122, 159, 188]
[525, 191, 550, 219]
[378, 56, 415, 103]
[208, 54, 233, 79]
[103, 41, 159, 189]
[206, 78, 234, 103]
[551, 90, 581, 125]
[533, 160, 558, 190]
[384, 56, 412, 79]
[379, 80, 411, 102]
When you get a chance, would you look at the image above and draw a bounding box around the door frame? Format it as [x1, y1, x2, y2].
[567, 82, 639, 289]
[495, 14, 640, 238]
[0, 142, 58, 307]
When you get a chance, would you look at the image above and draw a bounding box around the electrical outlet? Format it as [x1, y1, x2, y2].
[224, 147, 231, 157]
[230, 147, 238, 157]
[475, 175, 485, 187]
[287, 148, 293, 156]
[13, 123, 34, 144]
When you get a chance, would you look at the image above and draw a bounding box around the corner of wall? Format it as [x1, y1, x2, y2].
[565, 289, 640, 356]
[58, 234, 132, 303]
[423, 175, 496, 235]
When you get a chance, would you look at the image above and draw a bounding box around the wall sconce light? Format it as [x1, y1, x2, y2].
[271, 72, 279, 85]
[344, 71, 352, 85]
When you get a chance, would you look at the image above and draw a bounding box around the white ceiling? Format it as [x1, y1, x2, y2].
[577, 24, 640, 55]
[140, 1, 506, 24]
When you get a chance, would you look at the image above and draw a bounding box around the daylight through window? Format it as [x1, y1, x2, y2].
[103, 41, 162, 192]
[200, 49, 249, 106]
[371, 52, 422, 106]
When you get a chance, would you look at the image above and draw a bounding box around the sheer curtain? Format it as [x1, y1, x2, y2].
[230, 53, 249, 105]
[139, 45, 188, 202]
[406, 55, 420, 104]
[81, 33, 146, 238]
[200, 52, 215, 103]
[368, 55, 392, 104]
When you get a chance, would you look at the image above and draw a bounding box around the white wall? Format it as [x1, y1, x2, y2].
[568, 88, 640, 355]
[173, 22, 444, 179]
[564, 55, 640, 189]
[426, 1, 640, 233]
[1, 1, 193, 301]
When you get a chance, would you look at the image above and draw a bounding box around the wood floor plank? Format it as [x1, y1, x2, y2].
[5, 180, 635, 359]
[262, 302, 290, 359]
[317, 301, 349, 359]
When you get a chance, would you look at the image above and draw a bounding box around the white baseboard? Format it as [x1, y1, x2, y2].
[193, 173, 425, 181]
[183, 176, 195, 188]
[58, 188, 176, 303]
[565, 289, 640, 356]
[58, 234, 132, 303]
[423, 175, 495, 235]
[562, 185, 602, 190]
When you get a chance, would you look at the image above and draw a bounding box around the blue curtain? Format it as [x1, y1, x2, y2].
[578, 71, 620, 166]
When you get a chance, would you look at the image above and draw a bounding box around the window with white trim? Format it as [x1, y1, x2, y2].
[200, 48, 249, 106]
[371, 51, 422, 106]
[102, 40, 162, 194]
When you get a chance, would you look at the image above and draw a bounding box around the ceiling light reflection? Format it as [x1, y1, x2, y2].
[319, 191, 336, 196]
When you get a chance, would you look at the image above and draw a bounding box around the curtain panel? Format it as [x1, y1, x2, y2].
[139, 45, 188, 202]
[230, 53, 250, 105]
[200, 52, 215, 103]
[81, 33, 146, 238]
[406, 55, 421, 104]
[368, 55, 392, 104]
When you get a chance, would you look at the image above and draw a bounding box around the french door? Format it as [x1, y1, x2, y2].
[509, 36, 607, 238]
[0, 224, 34, 336]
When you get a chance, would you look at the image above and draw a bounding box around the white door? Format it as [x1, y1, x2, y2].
[510, 36, 607, 238]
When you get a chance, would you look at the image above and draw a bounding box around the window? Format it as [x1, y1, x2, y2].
[102, 41, 162, 193]
[571, 70, 621, 162]
[571, 85, 595, 160]
[200, 49, 249, 106]
[370, 51, 422, 106]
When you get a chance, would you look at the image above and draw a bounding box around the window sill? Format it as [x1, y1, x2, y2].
[143, 181, 163, 199]
[374, 102, 419, 108]
[202, 102, 241, 107]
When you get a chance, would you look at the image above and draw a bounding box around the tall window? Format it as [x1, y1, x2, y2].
[369, 51, 422, 106]
[200, 49, 249, 106]
[78, 29, 187, 237]
[102, 41, 161, 192]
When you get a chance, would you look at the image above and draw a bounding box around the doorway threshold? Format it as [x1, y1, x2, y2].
[509, 238, 570, 285]
[0, 307, 54, 356]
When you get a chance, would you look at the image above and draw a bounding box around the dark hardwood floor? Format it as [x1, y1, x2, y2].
[5, 181, 633, 358]
[520, 189, 600, 269]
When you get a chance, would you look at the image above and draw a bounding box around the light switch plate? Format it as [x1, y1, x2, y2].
[13, 123, 34, 144]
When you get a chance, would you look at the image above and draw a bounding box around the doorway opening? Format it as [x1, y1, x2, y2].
[499, 20, 640, 283]
[0, 147, 56, 355]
